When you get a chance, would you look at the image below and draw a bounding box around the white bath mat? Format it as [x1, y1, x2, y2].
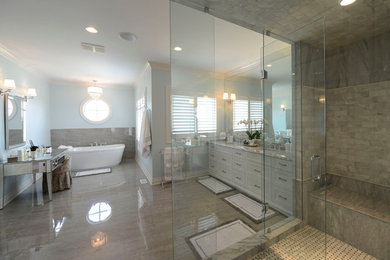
[224, 193, 276, 223]
[140, 179, 148, 184]
[198, 177, 233, 194]
[189, 220, 255, 259]
[74, 168, 111, 177]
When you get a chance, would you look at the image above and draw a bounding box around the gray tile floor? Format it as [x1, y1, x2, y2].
[0, 160, 173, 260]
[172, 178, 287, 260]
[250, 226, 377, 260]
[0, 160, 287, 260]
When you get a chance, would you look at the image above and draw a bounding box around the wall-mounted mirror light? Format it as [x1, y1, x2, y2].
[24, 88, 37, 101]
[281, 104, 287, 111]
[223, 92, 236, 103]
[1, 79, 16, 95]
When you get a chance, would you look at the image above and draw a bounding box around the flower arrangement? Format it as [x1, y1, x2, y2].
[238, 119, 263, 140]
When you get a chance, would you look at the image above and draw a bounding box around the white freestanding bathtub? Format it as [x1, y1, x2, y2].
[67, 144, 125, 171]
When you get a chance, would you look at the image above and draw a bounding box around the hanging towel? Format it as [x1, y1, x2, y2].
[140, 109, 152, 158]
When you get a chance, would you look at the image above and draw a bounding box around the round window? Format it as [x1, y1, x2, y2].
[80, 98, 111, 124]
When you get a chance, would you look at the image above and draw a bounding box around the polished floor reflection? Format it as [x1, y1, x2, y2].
[172, 178, 287, 259]
[0, 160, 173, 260]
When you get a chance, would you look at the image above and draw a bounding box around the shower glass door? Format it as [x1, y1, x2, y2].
[263, 18, 327, 258]
[170, 2, 218, 259]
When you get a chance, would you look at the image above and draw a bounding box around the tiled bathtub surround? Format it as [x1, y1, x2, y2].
[51, 128, 135, 159]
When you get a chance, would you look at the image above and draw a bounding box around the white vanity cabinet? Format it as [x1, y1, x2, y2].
[208, 142, 294, 216]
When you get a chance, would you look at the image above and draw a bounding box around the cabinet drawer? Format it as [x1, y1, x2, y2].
[232, 158, 245, 168]
[246, 152, 262, 164]
[215, 163, 231, 179]
[231, 172, 245, 186]
[247, 162, 262, 176]
[272, 168, 294, 192]
[4, 163, 33, 176]
[272, 158, 292, 172]
[246, 173, 262, 193]
[272, 186, 293, 214]
[232, 149, 246, 159]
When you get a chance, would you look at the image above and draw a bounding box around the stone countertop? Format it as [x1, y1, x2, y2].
[2, 149, 68, 164]
[212, 141, 292, 160]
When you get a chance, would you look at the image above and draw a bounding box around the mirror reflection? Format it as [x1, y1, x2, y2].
[87, 202, 112, 224]
[5, 94, 25, 149]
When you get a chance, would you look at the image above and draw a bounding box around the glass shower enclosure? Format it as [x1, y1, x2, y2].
[169, 2, 324, 259]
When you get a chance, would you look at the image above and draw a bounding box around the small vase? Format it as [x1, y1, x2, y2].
[249, 139, 255, 145]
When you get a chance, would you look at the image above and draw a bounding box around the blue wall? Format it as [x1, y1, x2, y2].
[0, 55, 51, 202]
[50, 83, 135, 129]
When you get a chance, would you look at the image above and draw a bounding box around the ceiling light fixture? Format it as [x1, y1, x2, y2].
[173, 46, 183, 52]
[85, 26, 98, 34]
[88, 80, 103, 99]
[119, 32, 137, 42]
[339, 0, 356, 6]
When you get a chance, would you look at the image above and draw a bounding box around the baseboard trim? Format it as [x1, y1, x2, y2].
[135, 156, 153, 185]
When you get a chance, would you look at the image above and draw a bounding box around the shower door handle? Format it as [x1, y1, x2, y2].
[310, 155, 321, 182]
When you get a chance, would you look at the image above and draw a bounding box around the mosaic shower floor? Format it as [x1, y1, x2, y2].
[249, 226, 377, 260]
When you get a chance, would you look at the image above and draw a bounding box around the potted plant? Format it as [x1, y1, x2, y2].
[238, 120, 263, 145]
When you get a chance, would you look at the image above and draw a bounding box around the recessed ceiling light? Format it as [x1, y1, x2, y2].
[85, 26, 98, 34]
[173, 46, 183, 52]
[266, 64, 272, 68]
[119, 32, 137, 42]
[339, 0, 356, 6]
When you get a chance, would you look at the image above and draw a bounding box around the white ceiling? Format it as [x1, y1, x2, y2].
[0, 0, 170, 88]
[0, 1, 290, 88]
[171, 2, 290, 75]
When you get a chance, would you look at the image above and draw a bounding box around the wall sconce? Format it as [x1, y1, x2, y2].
[223, 92, 236, 103]
[281, 104, 287, 111]
[1, 79, 16, 95]
[88, 80, 103, 99]
[24, 88, 37, 101]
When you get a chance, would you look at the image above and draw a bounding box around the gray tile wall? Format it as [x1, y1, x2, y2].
[51, 128, 135, 159]
[326, 30, 390, 188]
[308, 194, 390, 259]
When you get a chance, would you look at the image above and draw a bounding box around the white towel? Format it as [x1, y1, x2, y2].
[139, 109, 152, 158]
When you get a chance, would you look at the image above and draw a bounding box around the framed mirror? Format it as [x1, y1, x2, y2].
[4, 94, 26, 149]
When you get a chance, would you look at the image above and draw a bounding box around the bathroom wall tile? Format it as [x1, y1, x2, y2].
[326, 31, 390, 89]
[51, 128, 135, 159]
[326, 81, 390, 188]
[309, 195, 390, 260]
[327, 174, 390, 204]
